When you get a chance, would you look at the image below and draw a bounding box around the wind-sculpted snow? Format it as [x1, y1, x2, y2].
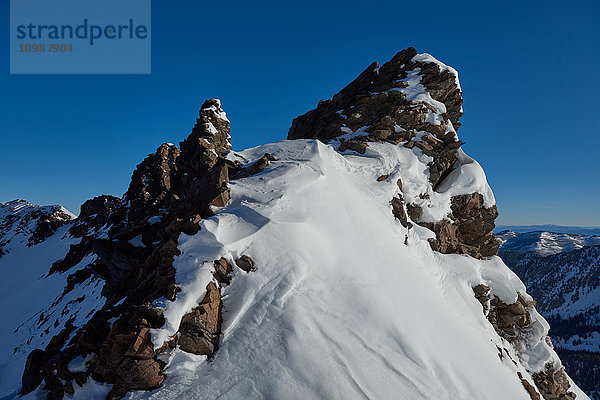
[125, 140, 586, 400]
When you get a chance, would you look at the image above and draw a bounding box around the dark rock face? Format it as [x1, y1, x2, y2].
[173, 99, 232, 218]
[125, 143, 180, 224]
[69, 195, 124, 238]
[20, 99, 235, 399]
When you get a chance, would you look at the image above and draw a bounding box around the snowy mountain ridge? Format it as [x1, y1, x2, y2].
[0, 48, 587, 400]
[497, 230, 600, 257]
[0, 200, 74, 258]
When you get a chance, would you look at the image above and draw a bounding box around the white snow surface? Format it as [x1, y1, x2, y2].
[122, 139, 585, 400]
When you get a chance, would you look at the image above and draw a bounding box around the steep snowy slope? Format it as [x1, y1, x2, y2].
[128, 140, 584, 400]
[0, 48, 588, 400]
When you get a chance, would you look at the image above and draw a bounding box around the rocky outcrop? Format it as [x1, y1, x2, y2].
[231, 153, 277, 180]
[90, 310, 165, 399]
[473, 284, 577, 400]
[287, 47, 462, 188]
[177, 282, 222, 357]
[125, 143, 180, 224]
[173, 99, 232, 218]
[69, 195, 124, 238]
[20, 99, 236, 399]
[416, 193, 500, 259]
[287, 47, 499, 259]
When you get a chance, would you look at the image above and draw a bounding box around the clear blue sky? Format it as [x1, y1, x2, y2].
[1, 1, 599, 226]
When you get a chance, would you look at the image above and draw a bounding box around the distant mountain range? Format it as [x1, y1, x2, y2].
[499, 230, 600, 399]
[497, 230, 600, 257]
[496, 225, 600, 236]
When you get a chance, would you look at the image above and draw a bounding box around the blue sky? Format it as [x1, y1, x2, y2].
[1, 1, 599, 225]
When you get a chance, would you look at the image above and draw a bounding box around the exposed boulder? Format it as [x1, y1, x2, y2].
[231, 153, 277, 180]
[213, 257, 233, 285]
[235, 255, 256, 272]
[178, 282, 222, 357]
[390, 196, 410, 228]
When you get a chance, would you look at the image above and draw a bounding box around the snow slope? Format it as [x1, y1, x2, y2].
[122, 140, 587, 400]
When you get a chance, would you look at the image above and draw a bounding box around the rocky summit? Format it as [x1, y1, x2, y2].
[0, 49, 589, 400]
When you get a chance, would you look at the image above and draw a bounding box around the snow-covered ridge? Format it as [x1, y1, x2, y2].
[131, 140, 582, 399]
[498, 230, 600, 256]
[0, 48, 589, 400]
[0, 199, 75, 257]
